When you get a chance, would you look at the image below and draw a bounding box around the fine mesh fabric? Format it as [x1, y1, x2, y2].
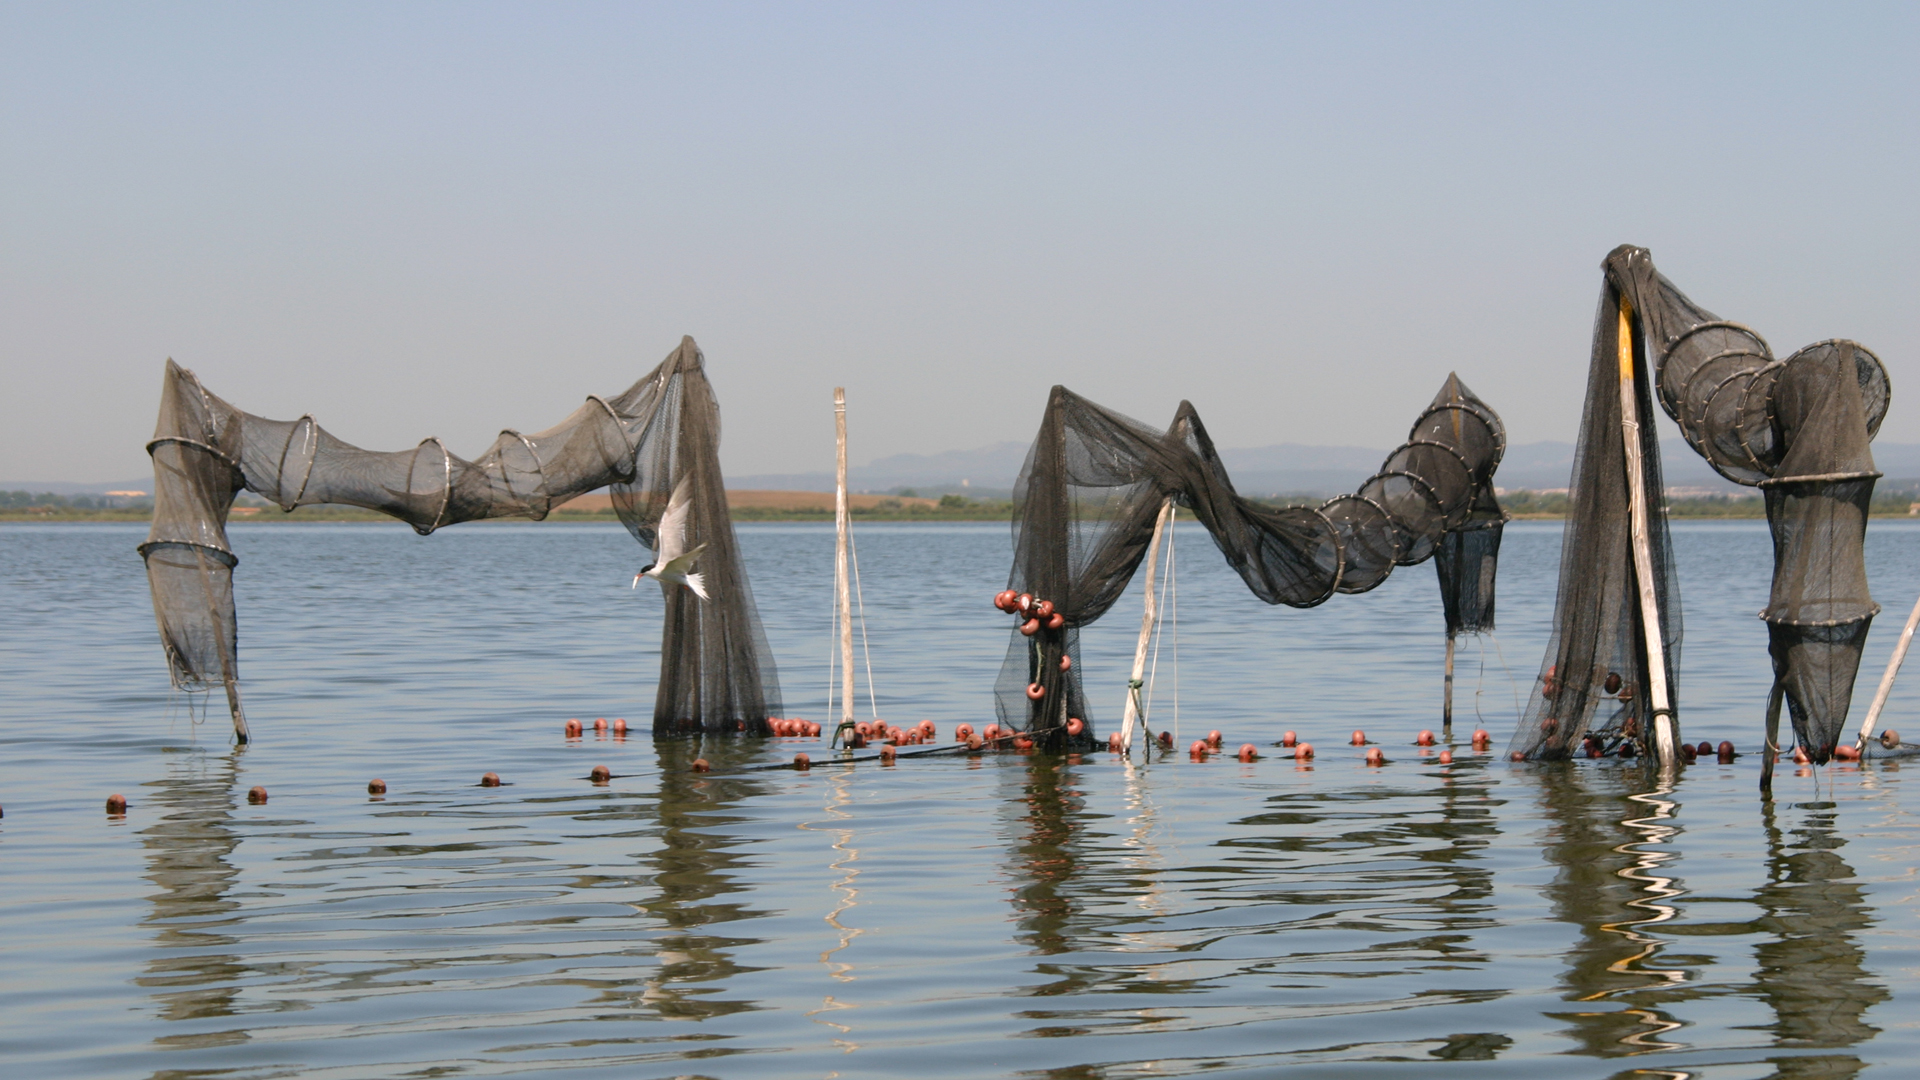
[140, 336, 780, 740]
[1511, 246, 1887, 763]
[999, 377, 1507, 751]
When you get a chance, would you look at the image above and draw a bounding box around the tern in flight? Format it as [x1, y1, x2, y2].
[633, 476, 709, 599]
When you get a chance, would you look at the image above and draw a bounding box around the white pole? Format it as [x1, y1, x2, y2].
[1857, 592, 1920, 747]
[834, 389, 855, 737]
[1617, 296, 1677, 768]
[1119, 499, 1173, 754]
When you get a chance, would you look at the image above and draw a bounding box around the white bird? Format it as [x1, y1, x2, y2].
[633, 475, 709, 599]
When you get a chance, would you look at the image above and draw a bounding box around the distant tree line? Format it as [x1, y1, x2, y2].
[1, 490, 153, 511]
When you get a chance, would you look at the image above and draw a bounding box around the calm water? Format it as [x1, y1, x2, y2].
[3, 520, 1920, 1079]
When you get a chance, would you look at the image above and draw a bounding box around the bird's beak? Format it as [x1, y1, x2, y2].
[631, 575, 641, 589]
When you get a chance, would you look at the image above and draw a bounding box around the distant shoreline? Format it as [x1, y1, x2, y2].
[11, 504, 1920, 525]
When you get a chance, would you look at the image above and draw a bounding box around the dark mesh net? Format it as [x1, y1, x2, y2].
[140, 336, 780, 741]
[1513, 246, 1886, 763]
[999, 376, 1507, 750]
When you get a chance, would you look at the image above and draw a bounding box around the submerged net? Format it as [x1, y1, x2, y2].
[140, 336, 780, 740]
[998, 375, 1507, 750]
[1512, 245, 1886, 763]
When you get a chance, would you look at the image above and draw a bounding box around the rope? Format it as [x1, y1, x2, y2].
[1143, 518, 1172, 746]
[848, 525, 880, 719]
[1168, 510, 1180, 744]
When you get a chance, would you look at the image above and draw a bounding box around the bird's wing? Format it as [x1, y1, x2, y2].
[682, 572, 708, 600]
[661, 542, 707, 579]
[656, 475, 694, 563]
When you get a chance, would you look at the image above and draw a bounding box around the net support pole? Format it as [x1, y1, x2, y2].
[1856, 591, 1920, 748]
[1618, 296, 1678, 770]
[1119, 498, 1173, 756]
[1442, 632, 1455, 737]
[834, 389, 855, 739]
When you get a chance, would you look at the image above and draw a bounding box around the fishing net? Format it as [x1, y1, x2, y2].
[997, 375, 1507, 750]
[1511, 246, 1886, 763]
[140, 336, 781, 740]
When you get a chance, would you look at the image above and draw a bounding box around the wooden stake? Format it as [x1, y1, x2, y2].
[1119, 499, 1173, 755]
[1618, 295, 1677, 769]
[1761, 677, 1783, 794]
[834, 389, 855, 737]
[1443, 632, 1455, 737]
[1856, 591, 1920, 748]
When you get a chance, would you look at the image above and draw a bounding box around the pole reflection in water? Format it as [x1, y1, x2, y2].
[1749, 798, 1885, 1079]
[137, 748, 249, 1048]
[634, 738, 769, 1021]
[1532, 764, 1692, 1056]
[801, 763, 864, 1047]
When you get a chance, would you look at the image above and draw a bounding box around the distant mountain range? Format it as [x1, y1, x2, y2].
[19, 440, 1920, 500]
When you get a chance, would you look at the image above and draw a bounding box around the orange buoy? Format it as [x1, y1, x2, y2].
[593, 718, 608, 732]
[1792, 746, 1810, 764]
[1471, 729, 1491, 749]
[1013, 735, 1033, 750]
[880, 744, 896, 763]
[1365, 747, 1386, 766]
[1587, 743, 1604, 759]
[564, 719, 583, 737]
[1016, 593, 1033, 613]
[368, 778, 387, 795]
[1281, 731, 1297, 747]
[613, 718, 628, 735]
[691, 758, 711, 773]
[480, 772, 502, 787]
[1047, 612, 1065, 630]
[247, 785, 268, 804]
[1237, 744, 1258, 762]
[1350, 730, 1367, 746]
[1026, 682, 1046, 701]
[1059, 654, 1072, 672]
[848, 732, 868, 748]
[1681, 743, 1698, 762]
[105, 793, 127, 814]
[1036, 599, 1055, 619]
[996, 589, 1017, 611]
[1295, 743, 1315, 761]
[967, 735, 984, 750]
[1509, 751, 1526, 762]
[1415, 730, 1435, 746]
[793, 753, 811, 771]
[1066, 717, 1085, 736]
[1717, 741, 1736, 762]
[919, 720, 936, 736]
[956, 723, 975, 741]
[1158, 731, 1174, 749]
[1835, 744, 1860, 761]
[809, 721, 822, 736]
[1108, 732, 1122, 752]
[983, 724, 1000, 740]
[1696, 741, 1714, 757]
[856, 721, 873, 737]
[1020, 618, 1040, 636]
[1206, 730, 1223, 748]
[1190, 740, 1208, 757]
[590, 765, 611, 784]
[1437, 749, 1453, 764]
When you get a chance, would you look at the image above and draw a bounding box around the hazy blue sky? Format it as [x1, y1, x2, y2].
[4, 2, 1914, 483]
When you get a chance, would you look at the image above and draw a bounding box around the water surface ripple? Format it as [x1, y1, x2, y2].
[3, 521, 1919, 1078]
